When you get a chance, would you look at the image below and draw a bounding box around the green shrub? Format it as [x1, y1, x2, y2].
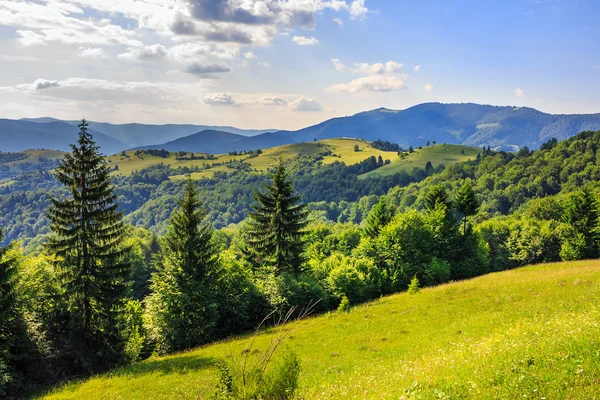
[337, 295, 351, 313]
[424, 258, 451, 286]
[407, 275, 420, 294]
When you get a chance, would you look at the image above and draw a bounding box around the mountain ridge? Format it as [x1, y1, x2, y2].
[6, 103, 600, 154]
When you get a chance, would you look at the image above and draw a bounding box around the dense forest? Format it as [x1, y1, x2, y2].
[2, 122, 600, 397]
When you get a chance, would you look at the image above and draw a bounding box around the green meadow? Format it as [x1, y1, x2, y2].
[359, 144, 481, 179]
[106, 139, 474, 180]
[40, 260, 600, 399]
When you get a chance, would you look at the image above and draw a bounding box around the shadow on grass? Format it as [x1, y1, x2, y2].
[111, 354, 219, 377]
[29, 355, 220, 398]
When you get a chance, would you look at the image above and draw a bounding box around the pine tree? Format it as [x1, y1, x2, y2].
[455, 179, 480, 235]
[363, 197, 396, 238]
[46, 119, 130, 372]
[424, 184, 452, 211]
[245, 160, 308, 275]
[164, 178, 215, 279]
[562, 186, 600, 259]
[0, 226, 17, 395]
[146, 178, 217, 352]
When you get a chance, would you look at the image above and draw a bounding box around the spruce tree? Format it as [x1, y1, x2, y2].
[146, 178, 217, 352]
[424, 184, 452, 211]
[0, 227, 17, 395]
[455, 179, 480, 235]
[46, 119, 130, 372]
[562, 186, 600, 259]
[363, 197, 396, 238]
[245, 160, 308, 274]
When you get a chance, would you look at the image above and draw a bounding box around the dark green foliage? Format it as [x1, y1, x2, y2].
[362, 197, 395, 238]
[245, 161, 308, 275]
[0, 228, 19, 396]
[561, 186, 600, 260]
[46, 119, 130, 373]
[146, 178, 218, 353]
[455, 179, 480, 234]
[424, 184, 452, 211]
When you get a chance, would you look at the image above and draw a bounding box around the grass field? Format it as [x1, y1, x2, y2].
[2, 149, 66, 167]
[358, 144, 480, 179]
[40, 260, 600, 399]
[107, 139, 401, 180]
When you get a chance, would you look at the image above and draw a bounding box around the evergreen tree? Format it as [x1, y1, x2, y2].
[455, 179, 480, 235]
[245, 160, 308, 275]
[363, 197, 396, 238]
[561, 186, 600, 259]
[46, 119, 130, 372]
[424, 184, 452, 211]
[146, 178, 218, 352]
[424, 185, 458, 261]
[0, 227, 18, 396]
[424, 161, 434, 174]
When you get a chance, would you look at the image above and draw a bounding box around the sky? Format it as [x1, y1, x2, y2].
[0, 0, 599, 130]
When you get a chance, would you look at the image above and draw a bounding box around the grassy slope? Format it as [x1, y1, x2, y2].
[359, 144, 480, 179]
[41, 260, 600, 399]
[2, 149, 66, 167]
[107, 139, 400, 179]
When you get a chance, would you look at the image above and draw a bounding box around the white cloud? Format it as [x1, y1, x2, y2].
[16, 30, 47, 46]
[353, 61, 403, 75]
[258, 61, 270, 68]
[289, 96, 323, 112]
[292, 36, 319, 46]
[244, 52, 257, 60]
[331, 58, 346, 72]
[423, 83, 434, 93]
[332, 17, 344, 26]
[514, 88, 524, 97]
[1, 1, 142, 47]
[327, 75, 406, 94]
[350, 0, 369, 18]
[118, 45, 168, 61]
[80, 47, 108, 58]
[413, 65, 421, 72]
[201, 93, 236, 106]
[260, 96, 287, 106]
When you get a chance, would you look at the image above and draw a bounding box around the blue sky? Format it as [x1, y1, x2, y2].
[0, 0, 598, 129]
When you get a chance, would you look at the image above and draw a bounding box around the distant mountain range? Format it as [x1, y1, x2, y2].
[5, 103, 600, 155]
[20, 117, 276, 147]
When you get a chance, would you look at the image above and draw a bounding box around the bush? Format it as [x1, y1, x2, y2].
[337, 295, 350, 313]
[424, 258, 451, 286]
[407, 275, 420, 294]
[325, 254, 385, 305]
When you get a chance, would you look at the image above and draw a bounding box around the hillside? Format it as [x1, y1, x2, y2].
[108, 139, 478, 180]
[0, 119, 127, 154]
[136, 103, 600, 154]
[9, 104, 600, 154]
[358, 143, 480, 179]
[39, 260, 600, 399]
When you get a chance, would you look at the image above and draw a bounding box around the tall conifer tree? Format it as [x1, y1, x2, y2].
[245, 160, 308, 274]
[46, 119, 130, 371]
[363, 197, 395, 238]
[0, 226, 18, 395]
[146, 178, 217, 352]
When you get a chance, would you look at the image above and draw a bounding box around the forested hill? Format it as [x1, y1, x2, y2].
[139, 103, 600, 154]
[388, 131, 600, 217]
